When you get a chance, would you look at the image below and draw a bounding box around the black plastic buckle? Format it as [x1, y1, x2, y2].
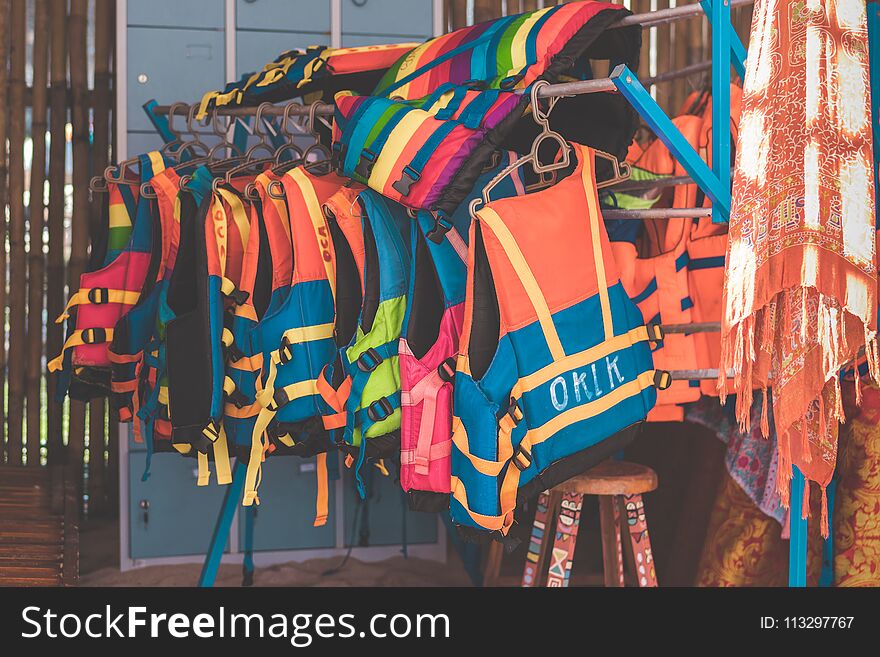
[367, 396, 394, 423]
[391, 165, 420, 197]
[202, 421, 220, 444]
[357, 347, 383, 373]
[225, 387, 249, 410]
[88, 287, 110, 304]
[426, 211, 453, 244]
[226, 287, 249, 306]
[331, 142, 346, 173]
[82, 327, 106, 344]
[354, 149, 377, 179]
[437, 357, 456, 383]
[464, 79, 489, 91]
[499, 74, 524, 90]
[278, 335, 293, 365]
[653, 370, 672, 391]
[226, 342, 245, 363]
[511, 443, 532, 471]
[270, 387, 290, 412]
[647, 323, 664, 343]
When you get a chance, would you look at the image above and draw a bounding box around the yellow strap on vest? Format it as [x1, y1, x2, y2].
[314, 452, 329, 527]
[514, 325, 653, 395]
[288, 167, 336, 301]
[223, 376, 237, 397]
[173, 443, 192, 455]
[221, 328, 234, 348]
[581, 148, 613, 339]
[56, 288, 141, 323]
[47, 328, 115, 372]
[197, 452, 211, 486]
[158, 385, 169, 407]
[216, 187, 250, 256]
[245, 379, 319, 505]
[476, 207, 566, 361]
[374, 459, 390, 477]
[213, 424, 232, 486]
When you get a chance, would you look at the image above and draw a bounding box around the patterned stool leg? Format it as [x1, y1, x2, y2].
[545, 492, 583, 588]
[521, 490, 555, 587]
[623, 493, 658, 587]
[598, 495, 625, 587]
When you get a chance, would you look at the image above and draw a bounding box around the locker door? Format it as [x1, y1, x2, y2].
[236, 0, 331, 32]
[128, 452, 229, 559]
[127, 0, 225, 29]
[127, 27, 226, 132]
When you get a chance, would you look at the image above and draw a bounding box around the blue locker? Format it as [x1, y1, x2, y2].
[128, 452, 230, 559]
[127, 27, 226, 132]
[341, 0, 433, 38]
[236, 0, 331, 32]
[342, 468, 438, 547]
[127, 0, 225, 29]
[236, 30, 328, 77]
[237, 456, 337, 552]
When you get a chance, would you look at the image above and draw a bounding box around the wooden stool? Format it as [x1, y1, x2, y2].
[483, 460, 659, 588]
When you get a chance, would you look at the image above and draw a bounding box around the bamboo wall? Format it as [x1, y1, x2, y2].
[0, 0, 749, 517]
[0, 0, 116, 516]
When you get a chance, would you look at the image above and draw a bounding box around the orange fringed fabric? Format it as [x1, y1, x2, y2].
[718, 0, 878, 537]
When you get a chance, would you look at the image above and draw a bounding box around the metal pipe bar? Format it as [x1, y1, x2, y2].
[642, 60, 711, 87]
[153, 101, 335, 118]
[615, 0, 753, 29]
[669, 368, 731, 380]
[603, 207, 711, 219]
[661, 322, 721, 334]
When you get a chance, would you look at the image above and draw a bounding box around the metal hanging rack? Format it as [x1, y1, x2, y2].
[143, 0, 792, 588]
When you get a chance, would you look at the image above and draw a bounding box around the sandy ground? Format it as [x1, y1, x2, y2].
[79, 517, 474, 587]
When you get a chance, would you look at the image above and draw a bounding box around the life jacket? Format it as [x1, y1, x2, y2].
[243, 166, 349, 507]
[317, 187, 411, 498]
[223, 171, 293, 455]
[608, 87, 741, 419]
[331, 1, 640, 222]
[165, 177, 253, 486]
[450, 143, 665, 539]
[50, 152, 167, 401]
[398, 151, 526, 512]
[196, 43, 419, 119]
[110, 166, 214, 479]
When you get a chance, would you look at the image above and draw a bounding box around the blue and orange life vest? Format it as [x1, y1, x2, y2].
[243, 167, 349, 507]
[331, 1, 640, 224]
[164, 176, 254, 484]
[398, 151, 526, 512]
[51, 152, 167, 401]
[317, 187, 411, 498]
[450, 143, 665, 539]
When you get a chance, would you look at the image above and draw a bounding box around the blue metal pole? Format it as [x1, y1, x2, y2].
[242, 505, 256, 586]
[610, 64, 731, 216]
[710, 0, 732, 225]
[699, 0, 747, 80]
[818, 477, 837, 587]
[142, 99, 176, 144]
[198, 460, 246, 587]
[788, 466, 808, 587]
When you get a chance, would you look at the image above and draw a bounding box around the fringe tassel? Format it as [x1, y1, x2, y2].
[800, 418, 812, 464]
[801, 478, 810, 520]
[760, 388, 770, 438]
[820, 486, 829, 539]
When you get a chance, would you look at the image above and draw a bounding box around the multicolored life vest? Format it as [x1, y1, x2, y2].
[450, 143, 665, 539]
[165, 178, 252, 486]
[196, 44, 418, 119]
[244, 167, 349, 507]
[317, 187, 411, 498]
[331, 1, 640, 225]
[110, 167, 214, 479]
[399, 151, 526, 512]
[608, 87, 741, 419]
[51, 152, 167, 401]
